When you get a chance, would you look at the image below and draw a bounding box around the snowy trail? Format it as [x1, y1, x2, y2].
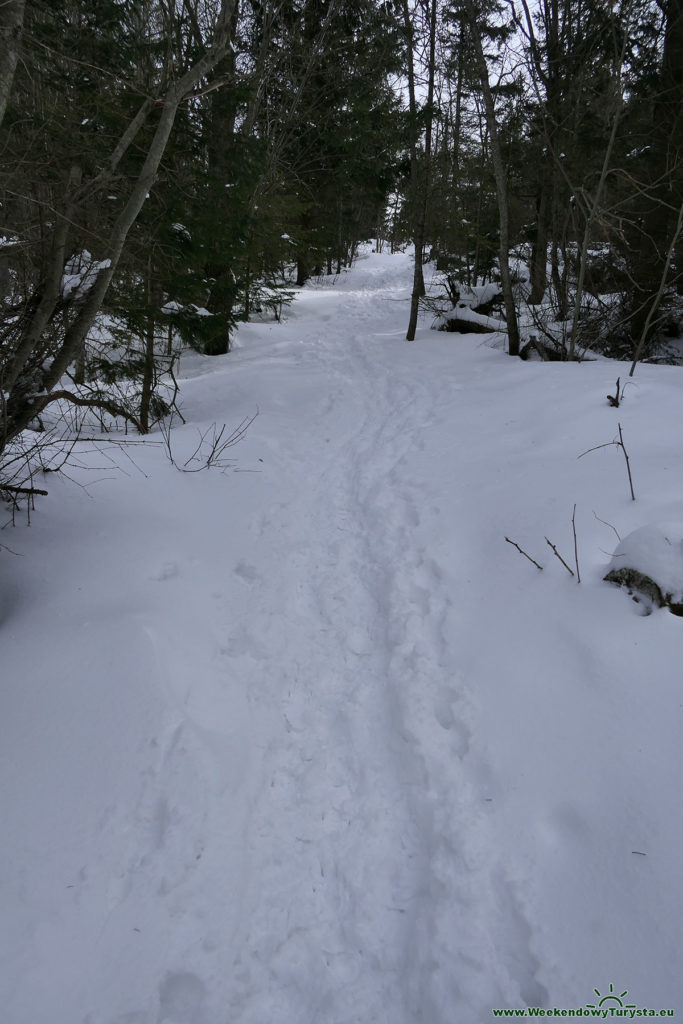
[3, 249, 683, 1024]
[221, 262, 524, 1021]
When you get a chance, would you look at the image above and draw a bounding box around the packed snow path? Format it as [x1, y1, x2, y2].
[224, 263, 511, 1021]
[2, 249, 682, 1024]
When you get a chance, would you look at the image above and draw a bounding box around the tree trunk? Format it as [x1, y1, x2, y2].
[406, 0, 437, 341]
[626, 0, 683, 358]
[465, 1, 520, 356]
[567, 23, 629, 360]
[403, 0, 422, 340]
[0, 0, 24, 129]
[529, 181, 550, 304]
[139, 254, 160, 435]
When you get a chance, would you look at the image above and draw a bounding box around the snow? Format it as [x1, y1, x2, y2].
[2, 248, 683, 1023]
[160, 302, 213, 317]
[606, 522, 683, 604]
[436, 303, 508, 332]
[171, 223, 192, 241]
[455, 282, 502, 309]
[61, 251, 112, 300]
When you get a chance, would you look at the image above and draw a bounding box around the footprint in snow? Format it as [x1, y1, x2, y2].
[434, 688, 471, 758]
[151, 562, 180, 582]
[157, 971, 206, 1024]
[234, 560, 261, 585]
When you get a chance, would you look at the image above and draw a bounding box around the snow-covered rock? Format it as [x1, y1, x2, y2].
[604, 522, 683, 615]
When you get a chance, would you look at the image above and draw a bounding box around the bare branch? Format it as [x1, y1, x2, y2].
[545, 537, 575, 577]
[578, 425, 636, 501]
[505, 536, 544, 571]
[593, 511, 621, 542]
[618, 422, 636, 501]
[1, 483, 48, 496]
[30, 390, 144, 434]
[572, 504, 581, 583]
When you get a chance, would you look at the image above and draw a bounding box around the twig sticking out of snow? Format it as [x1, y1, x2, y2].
[618, 424, 636, 501]
[505, 536, 543, 571]
[545, 537, 575, 577]
[606, 377, 633, 408]
[577, 422, 635, 501]
[572, 504, 581, 583]
[593, 510, 621, 543]
[161, 411, 258, 472]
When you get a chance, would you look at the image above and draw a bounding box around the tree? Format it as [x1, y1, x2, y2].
[462, 0, 521, 355]
[1, 0, 237, 455]
[405, 0, 438, 341]
[0, 0, 24, 128]
[623, 0, 683, 366]
[262, 0, 402, 287]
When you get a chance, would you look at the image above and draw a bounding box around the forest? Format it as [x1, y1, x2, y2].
[0, 0, 682, 492]
[3, 5, 683, 1019]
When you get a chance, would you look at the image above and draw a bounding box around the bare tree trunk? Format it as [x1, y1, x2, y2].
[464, 1, 520, 356]
[529, 181, 550, 304]
[406, 0, 437, 341]
[629, 199, 683, 375]
[403, 0, 422, 340]
[0, 0, 24, 129]
[3, 164, 83, 396]
[567, 16, 630, 360]
[625, 0, 683, 357]
[139, 253, 159, 435]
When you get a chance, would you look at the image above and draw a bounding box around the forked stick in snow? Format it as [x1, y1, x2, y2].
[505, 536, 544, 571]
[577, 422, 635, 501]
[572, 504, 581, 583]
[617, 424, 635, 501]
[545, 537, 575, 577]
[607, 377, 626, 408]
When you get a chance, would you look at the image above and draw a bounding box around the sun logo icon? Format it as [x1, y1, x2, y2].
[586, 983, 636, 1010]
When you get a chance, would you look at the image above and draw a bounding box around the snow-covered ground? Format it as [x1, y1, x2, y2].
[2, 248, 682, 1023]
